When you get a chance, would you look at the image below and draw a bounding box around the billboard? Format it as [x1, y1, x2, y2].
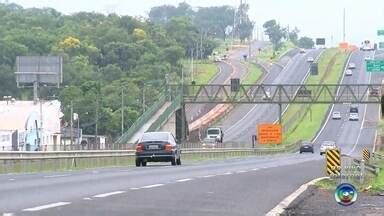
[316, 38, 326, 45]
[15, 56, 63, 87]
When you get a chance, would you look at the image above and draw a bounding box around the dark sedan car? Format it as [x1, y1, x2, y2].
[299, 142, 314, 154]
[135, 132, 181, 167]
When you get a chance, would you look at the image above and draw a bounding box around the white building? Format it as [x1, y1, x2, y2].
[0, 100, 63, 151]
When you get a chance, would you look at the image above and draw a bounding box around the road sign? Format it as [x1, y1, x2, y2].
[310, 63, 318, 75]
[362, 149, 370, 162]
[231, 78, 240, 92]
[257, 124, 282, 144]
[366, 60, 384, 72]
[378, 30, 384, 36]
[316, 38, 325, 45]
[326, 149, 341, 177]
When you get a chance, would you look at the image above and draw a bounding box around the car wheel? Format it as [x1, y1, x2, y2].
[141, 161, 147, 167]
[300, 151, 302, 154]
[135, 158, 141, 167]
[320, 152, 323, 155]
[171, 157, 177, 166]
[312, 151, 314, 154]
[176, 158, 181, 165]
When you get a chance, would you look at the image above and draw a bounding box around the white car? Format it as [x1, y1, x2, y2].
[349, 113, 359, 121]
[214, 56, 222, 62]
[345, 69, 353, 76]
[348, 63, 356, 69]
[364, 56, 372, 61]
[307, 57, 314, 62]
[262, 90, 271, 100]
[320, 141, 337, 155]
[332, 111, 341, 120]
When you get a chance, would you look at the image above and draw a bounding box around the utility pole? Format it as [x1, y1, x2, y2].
[343, 8, 346, 42]
[200, 31, 203, 59]
[121, 88, 124, 137]
[70, 100, 73, 146]
[191, 49, 194, 82]
[95, 93, 99, 149]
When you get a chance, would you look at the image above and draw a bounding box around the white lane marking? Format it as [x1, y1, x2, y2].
[141, 184, 164, 189]
[8, 178, 15, 181]
[44, 174, 71, 178]
[201, 175, 215, 178]
[23, 202, 71, 212]
[266, 177, 329, 216]
[176, 178, 192, 182]
[130, 187, 140, 190]
[236, 170, 247, 173]
[223, 172, 233, 175]
[3, 213, 14, 216]
[252, 168, 259, 171]
[83, 197, 92, 201]
[348, 72, 371, 155]
[93, 191, 126, 198]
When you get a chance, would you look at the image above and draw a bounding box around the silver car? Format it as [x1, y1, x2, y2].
[348, 63, 356, 69]
[332, 111, 341, 120]
[349, 113, 359, 121]
[320, 141, 337, 155]
[345, 69, 353, 76]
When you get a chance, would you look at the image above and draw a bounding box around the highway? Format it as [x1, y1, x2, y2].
[1, 50, 382, 216]
[220, 49, 323, 143]
[312, 50, 382, 157]
[0, 153, 323, 216]
[186, 41, 267, 123]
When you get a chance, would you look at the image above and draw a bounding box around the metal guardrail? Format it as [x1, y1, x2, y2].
[147, 95, 181, 132]
[351, 158, 381, 176]
[373, 152, 384, 160]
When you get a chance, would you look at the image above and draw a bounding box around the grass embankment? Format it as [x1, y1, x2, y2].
[242, 62, 263, 84]
[258, 41, 296, 62]
[182, 60, 219, 85]
[314, 157, 384, 192]
[283, 49, 349, 144]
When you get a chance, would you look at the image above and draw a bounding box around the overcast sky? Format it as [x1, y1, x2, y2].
[6, 0, 384, 46]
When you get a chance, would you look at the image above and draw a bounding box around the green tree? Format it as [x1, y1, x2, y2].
[298, 37, 315, 49]
[263, 19, 285, 51]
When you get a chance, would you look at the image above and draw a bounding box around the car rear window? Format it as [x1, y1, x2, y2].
[207, 129, 220, 135]
[141, 133, 169, 141]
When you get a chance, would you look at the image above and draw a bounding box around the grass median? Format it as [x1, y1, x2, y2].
[242, 62, 263, 84]
[258, 41, 295, 62]
[283, 48, 349, 144]
[183, 60, 219, 85]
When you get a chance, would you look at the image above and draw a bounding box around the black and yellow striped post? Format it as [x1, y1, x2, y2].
[362, 149, 370, 162]
[326, 149, 341, 177]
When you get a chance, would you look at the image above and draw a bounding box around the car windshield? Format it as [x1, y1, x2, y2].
[141, 133, 169, 141]
[207, 129, 220, 135]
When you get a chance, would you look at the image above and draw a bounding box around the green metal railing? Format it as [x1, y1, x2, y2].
[147, 95, 181, 132]
[116, 89, 169, 144]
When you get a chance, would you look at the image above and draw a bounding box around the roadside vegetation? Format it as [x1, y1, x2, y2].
[183, 60, 219, 85]
[283, 48, 349, 144]
[257, 41, 296, 62]
[242, 62, 263, 84]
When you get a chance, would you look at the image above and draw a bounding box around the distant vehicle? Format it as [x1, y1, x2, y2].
[345, 69, 353, 76]
[135, 132, 181, 167]
[299, 49, 306, 54]
[332, 111, 341, 120]
[364, 56, 372, 61]
[369, 88, 380, 97]
[320, 141, 337, 155]
[299, 141, 314, 154]
[205, 127, 224, 143]
[349, 113, 359, 121]
[263, 89, 271, 100]
[222, 54, 228, 60]
[360, 40, 375, 51]
[348, 63, 356, 69]
[214, 56, 222, 62]
[350, 104, 359, 113]
[307, 57, 314, 62]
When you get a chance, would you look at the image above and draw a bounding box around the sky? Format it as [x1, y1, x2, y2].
[6, 0, 384, 46]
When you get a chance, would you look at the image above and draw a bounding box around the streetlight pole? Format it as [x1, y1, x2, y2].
[70, 100, 73, 146]
[121, 87, 124, 137]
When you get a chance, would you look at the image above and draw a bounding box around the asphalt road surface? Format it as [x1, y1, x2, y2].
[313, 50, 381, 157]
[185, 41, 267, 122]
[1, 154, 323, 216]
[221, 49, 323, 143]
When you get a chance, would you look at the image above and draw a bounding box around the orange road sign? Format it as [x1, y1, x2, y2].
[257, 124, 282, 144]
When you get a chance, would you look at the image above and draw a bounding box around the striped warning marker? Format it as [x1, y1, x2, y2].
[362, 149, 370, 162]
[326, 149, 341, 176]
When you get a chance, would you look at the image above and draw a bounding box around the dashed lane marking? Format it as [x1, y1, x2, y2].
[141, 184, 164, 189]
[22, 202, 71, 212]
[130, 187, 140, 190]
[44, 174, 71, 178]
[93, 191, 126, 198]
[176, 178, 192, 182]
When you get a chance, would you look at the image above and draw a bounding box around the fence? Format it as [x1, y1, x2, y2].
[0, 140, 303, 173]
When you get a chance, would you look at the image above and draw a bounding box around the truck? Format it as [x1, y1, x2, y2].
[203, 127, 224, 143]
